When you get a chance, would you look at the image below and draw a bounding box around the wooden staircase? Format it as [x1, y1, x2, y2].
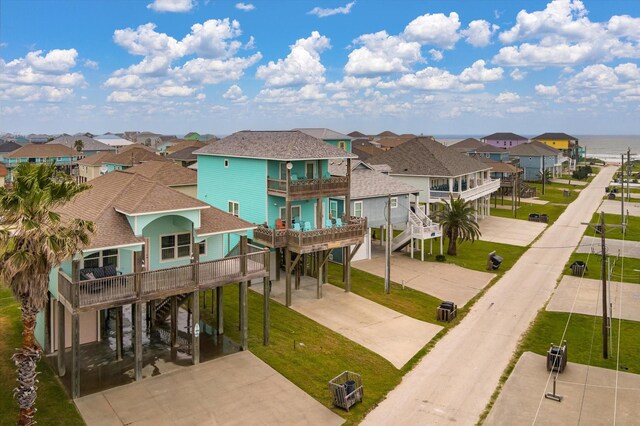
[154, 293, 190, 325]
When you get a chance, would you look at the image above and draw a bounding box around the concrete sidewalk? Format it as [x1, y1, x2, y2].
[547, 275, 640, 321]
[479, 216, 547, 247]
[486, 352, 640, 425]
[257, 278, 442, 369]
[75, 351, 343, 426]
[550, 178, 588, 186]
[577, 235, 640, 259]
[353, 252, 494, 307]
[362, 165, 617, 425]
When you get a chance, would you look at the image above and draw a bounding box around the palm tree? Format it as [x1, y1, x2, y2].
[437, 194, 481, 256]
[73, 139, 84, 153]
[0, 162, 94, 425]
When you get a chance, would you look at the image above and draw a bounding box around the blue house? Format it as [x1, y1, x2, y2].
[38, 171, 268, 397]
[508, 141, 563, 181]
[473, 144, 510, 162]
[195, 130, 366, 306]
[3, 143, 81, 182]
[295, 128, 352, 153]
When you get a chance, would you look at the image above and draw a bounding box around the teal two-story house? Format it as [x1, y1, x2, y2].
[37, 170, 268, 398]
[4, 143, 81, 182]
[195, 130, 366, 306]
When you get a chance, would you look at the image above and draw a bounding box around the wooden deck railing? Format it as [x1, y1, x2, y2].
[253, 216, 367, 250]
[58, 250, 269, 312]
[267, 176, 349, 199]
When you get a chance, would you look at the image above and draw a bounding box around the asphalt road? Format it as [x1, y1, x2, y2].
[362, 165, 617, 425]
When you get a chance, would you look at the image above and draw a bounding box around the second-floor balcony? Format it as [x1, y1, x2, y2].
[429, 178, 501, 201]
[267, 175, 349, 200]
[253, 216, 367, 254]
[57, 246, 269, 312]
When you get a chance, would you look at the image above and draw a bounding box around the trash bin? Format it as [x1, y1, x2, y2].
[608, 192, 616, 200]
[437, 301, 457, 322]
[570, 261, 587, 276]
[547, 341, 567, 373]
[344, 380, 356, 396]
[528, 213, 540, 222]
[490, 254, 503, 270]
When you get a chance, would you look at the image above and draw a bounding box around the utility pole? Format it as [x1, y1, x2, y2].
[542, 155, 546, 195]
[627, 148, 631, 203]
[384, 194, 391, 294]
[600, 211, 608, 360]
[622, 153, 625, 229]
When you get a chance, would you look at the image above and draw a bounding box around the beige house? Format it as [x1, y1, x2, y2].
[77, 151, 112, 182]
[123, 160, 198, 198]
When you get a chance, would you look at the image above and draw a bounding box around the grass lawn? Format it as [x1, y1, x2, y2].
[520, 311, 640, 375]
[566, 253, 640, 285]
[327, 263, 443, 325]
[409, 239, 527, 275]
[491, 201, 567, 225]
[0, 287, 84, 426]
[199, 286, 401, 425]
[528, 183, 579, 204]
[588, 213, 640, 242]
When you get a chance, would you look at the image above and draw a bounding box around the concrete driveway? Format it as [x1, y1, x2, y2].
[479, 216, 547, 247]
[353, 252, 494, 307]
[547, 275, 640, 321]
[486, 352, 640, 425]
[75, 351, 344, 426]
[600, 199, 640, 216]
[577, 235, 640, 259]
[362, 165, 617, 425]
[259, 279, 442, 369]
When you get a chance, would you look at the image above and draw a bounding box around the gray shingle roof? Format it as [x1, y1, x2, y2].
[194, 131, 356, 161]
[167, 146, 198, 161]
[295, 128, 352, 141]
[0, 141, 22, 153]
[47, 135, 116, 152]
[481, 132, 528, 141]
[328, 160, 419, 199]
[531, 132, 578, 141]
[368, 136, 491, 177]
[449, 138, 483, 152]
[475, 144, 507, 153]
[508, 141, 562, 156]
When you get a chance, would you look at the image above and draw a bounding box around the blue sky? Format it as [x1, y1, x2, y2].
[1, 0, 639, 135]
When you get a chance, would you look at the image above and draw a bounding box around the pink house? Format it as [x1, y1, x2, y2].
[480, 132, 528, 148]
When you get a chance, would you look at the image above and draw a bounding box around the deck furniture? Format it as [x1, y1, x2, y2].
[276, 218, 286, 229]
[293, 222, 301, 231]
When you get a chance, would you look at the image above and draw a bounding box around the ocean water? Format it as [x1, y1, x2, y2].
[436, 135, 640, 162]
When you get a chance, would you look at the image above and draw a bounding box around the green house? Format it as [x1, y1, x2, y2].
[195, 130, 366, 306]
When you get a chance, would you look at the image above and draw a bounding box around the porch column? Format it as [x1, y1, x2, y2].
[345, 157, 352, 292]
[134, 302, 142, 381]
[474, 199, 478, 221]
[240, 282, 248, 350]
[448, 178, 453, 192]
[317, 251, 323, 299]
[170, 296, 178, 347]
[191, 290, 200, 364]
[57, 300, 66, 377]
[263, 251, 270, 346]
[317, 160, 323, 229]
[116, 306, 123, 359]
[216, 287, 224, 335]
[71, 259, 80, 398]
[275, 249, 281, 281]
[71, 312, 80, 398]
[285, 248, 292, 307]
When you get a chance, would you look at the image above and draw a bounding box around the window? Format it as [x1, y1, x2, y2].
[161, 233, 191, 261]
[224, 159, 229, 168]
[198, 241, 206, 256]
[279, 162, 287, 180]
[305, 161, 315, 179]
[280, 205, 301, 222]
[228, 201, 239, 217]
[338, 141, 347, 150]
[83, 249, 118, 268]
[390, 197, 398, 209]
[330, 200, 338, 219]
[353, 201, 363, 217]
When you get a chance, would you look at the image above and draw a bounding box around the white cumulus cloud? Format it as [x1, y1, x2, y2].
[403, 12, 461, 49]
[256, 31, 330, 87]
[235, 3, 254, 11]
[461, 20, 499, 47]
[429, 49, 443, 61]
[535, 84, 560, 96]
[510, 68, 527, 80]
[344, 31, 422, 76]
[458, 60, 503, 83]
[223, 84, 248, 102]
[495, 91, 520, 103]
[147, 0, 194, 13]
[308, 1, 355, 18]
